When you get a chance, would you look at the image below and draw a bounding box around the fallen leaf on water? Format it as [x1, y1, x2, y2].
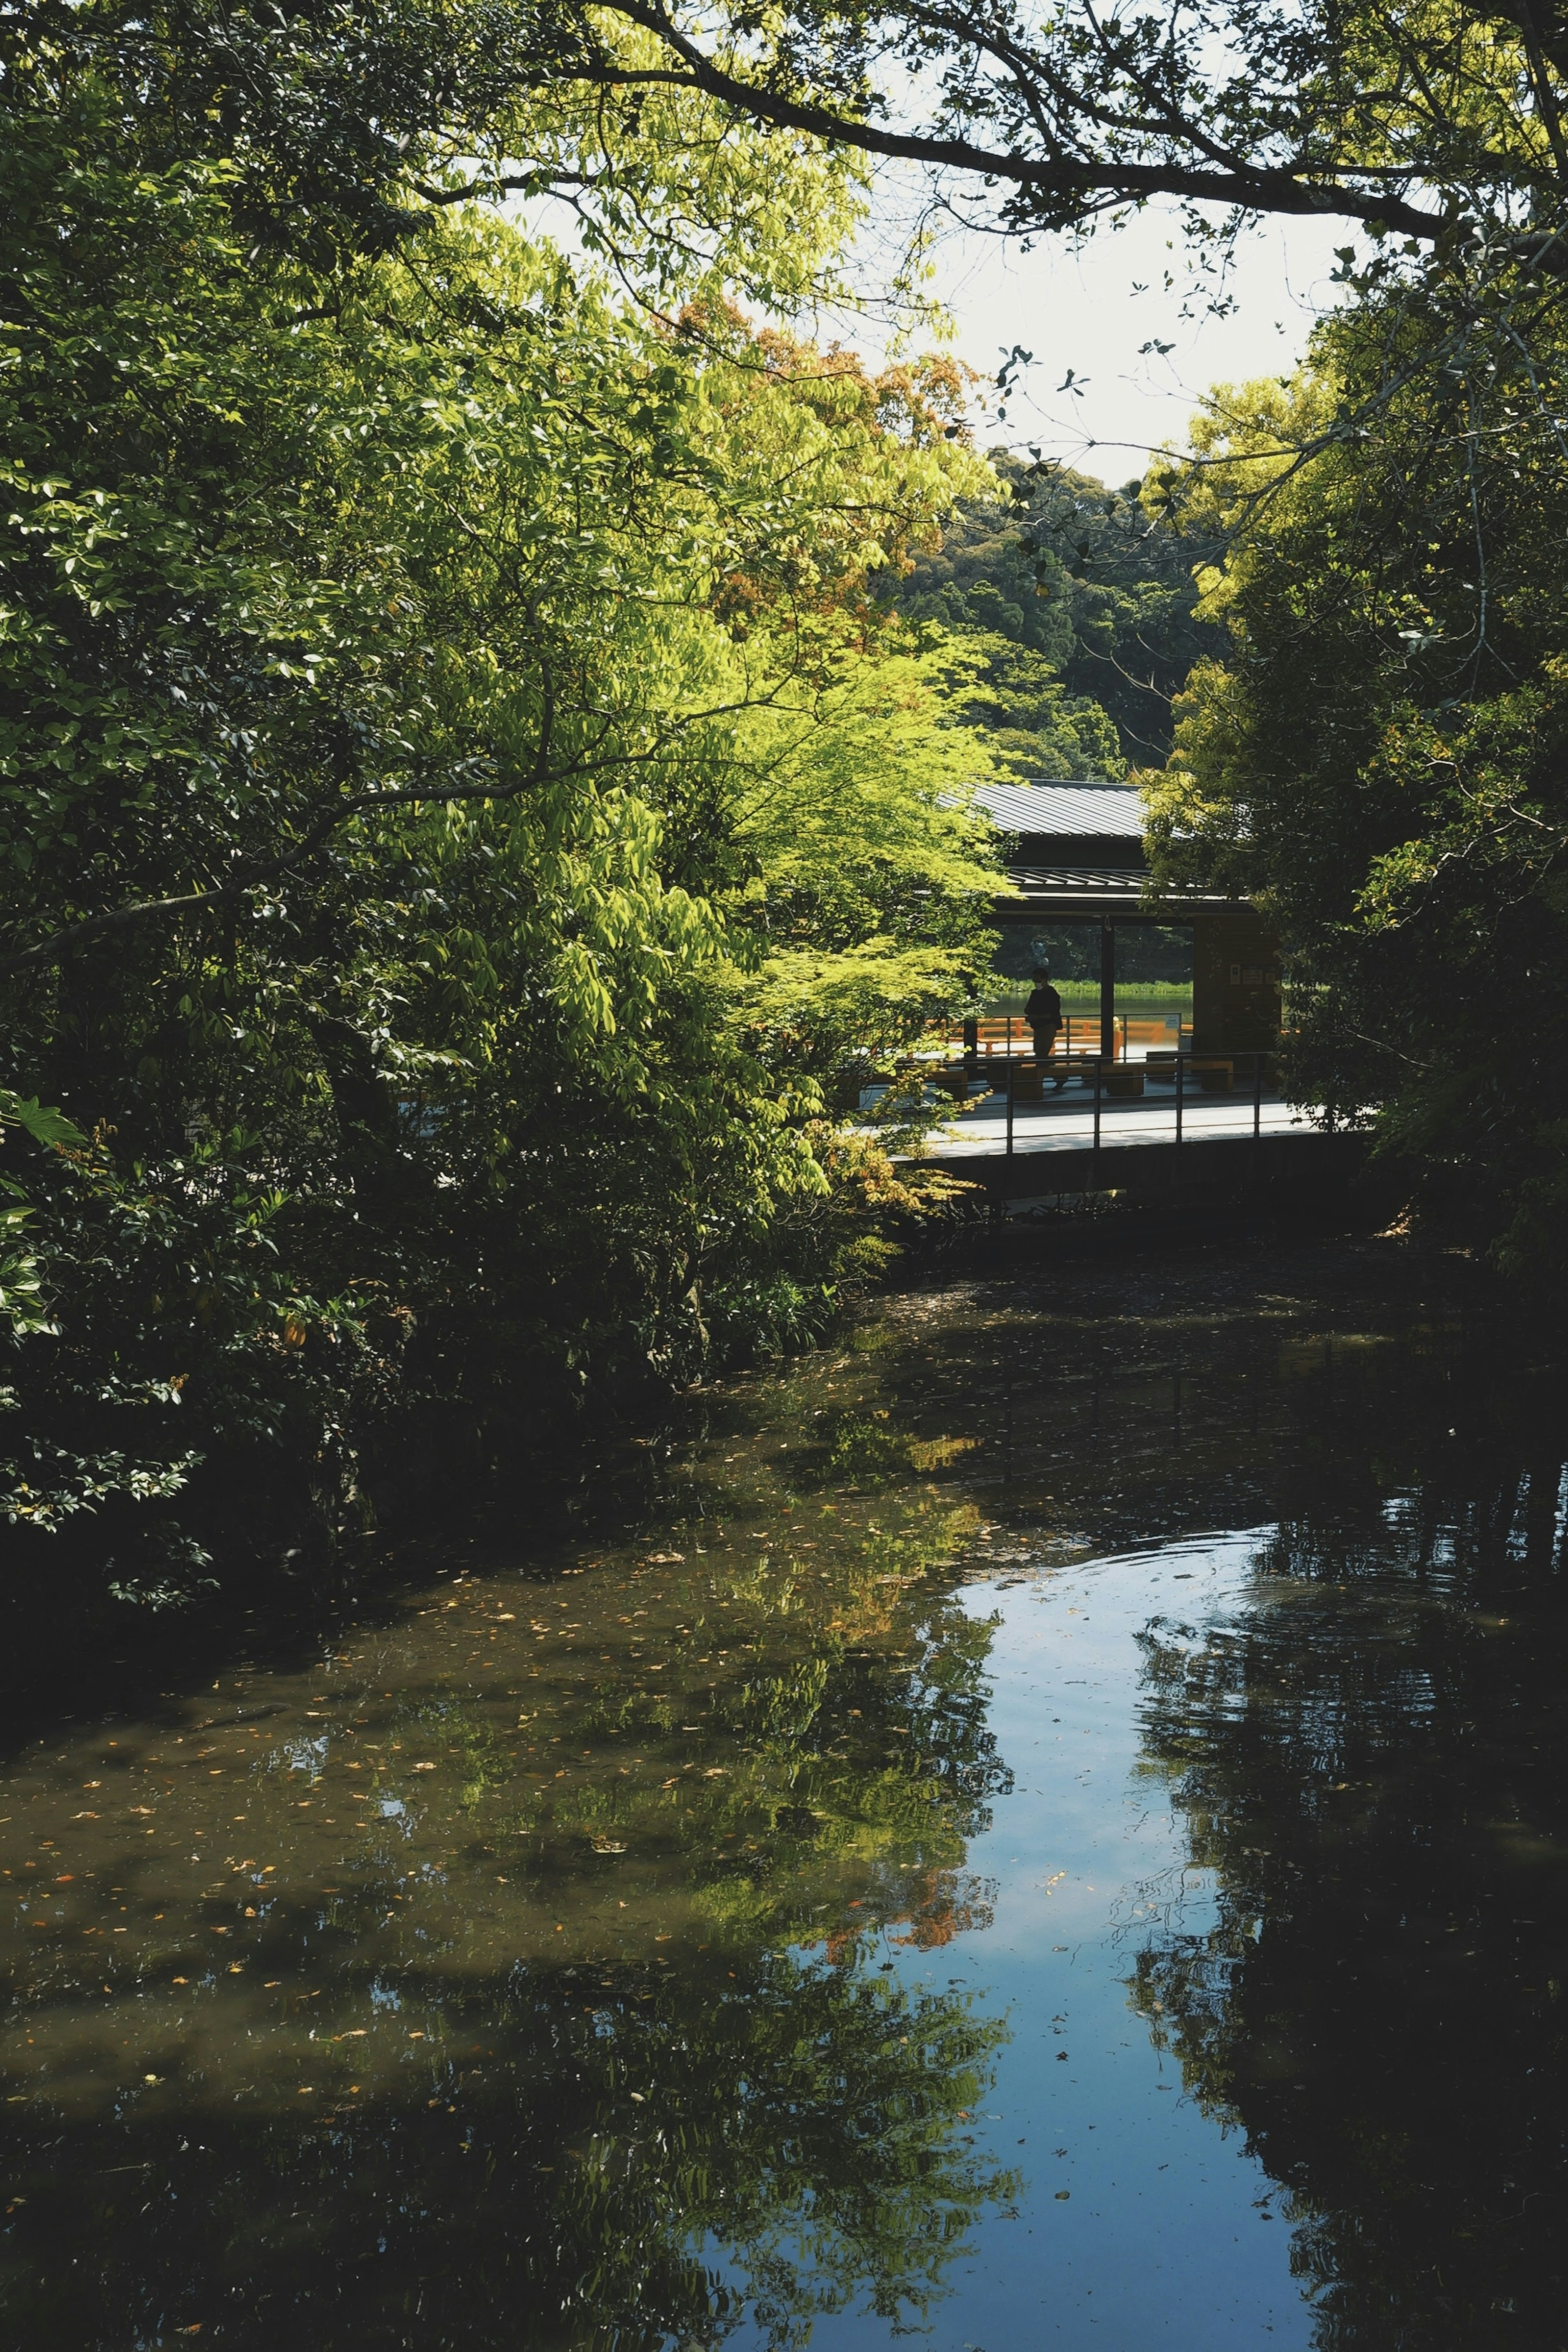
[411, 1763, 437, 1773]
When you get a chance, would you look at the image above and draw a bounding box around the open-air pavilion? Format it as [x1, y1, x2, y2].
[969, 779, 1282, 1063]
[904, 781, 1343, 1194]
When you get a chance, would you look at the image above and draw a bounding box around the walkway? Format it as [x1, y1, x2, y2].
[920, 1081, 1316, 1164]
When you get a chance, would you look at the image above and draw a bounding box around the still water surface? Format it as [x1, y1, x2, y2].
[2, 1241, 1565, 2349]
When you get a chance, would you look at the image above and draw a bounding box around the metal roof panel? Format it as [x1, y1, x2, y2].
[972, 781, 1145, 837]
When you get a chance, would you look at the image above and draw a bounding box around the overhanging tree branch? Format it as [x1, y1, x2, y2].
[584, 0, 1454, 241]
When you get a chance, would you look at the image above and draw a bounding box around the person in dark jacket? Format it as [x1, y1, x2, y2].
[1024, 969, 1068, 1088]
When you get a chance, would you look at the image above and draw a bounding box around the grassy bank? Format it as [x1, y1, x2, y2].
[982, 981, 1193, 1012]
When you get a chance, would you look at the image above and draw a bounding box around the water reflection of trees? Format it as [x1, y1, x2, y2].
[0, 1486, 1017, 2348]
[513, 1500, 1013, 1952]
[2, 1944, 1011, 2350]
[1130, 1461, 1568, 2350]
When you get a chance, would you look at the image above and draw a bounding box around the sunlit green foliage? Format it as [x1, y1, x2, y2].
[0, 1092, 85, 1342]
[0, 4, 1000, 1604]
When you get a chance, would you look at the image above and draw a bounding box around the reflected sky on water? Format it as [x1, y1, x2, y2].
[2, 1237, 1564, 2349]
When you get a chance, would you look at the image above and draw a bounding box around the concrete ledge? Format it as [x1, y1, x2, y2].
[930, 1128, 1367, 1199]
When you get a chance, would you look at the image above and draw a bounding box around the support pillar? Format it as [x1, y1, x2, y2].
[1192, 915, 1283, 1054]
[1099, 922, 1115, 1061]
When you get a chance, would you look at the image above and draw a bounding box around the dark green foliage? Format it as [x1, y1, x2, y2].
[990, 924, 1192, 984]
[1016, 460, 1227, 763]
[891, 453, 1223, 769]
[1147, 265, 1568, 1274]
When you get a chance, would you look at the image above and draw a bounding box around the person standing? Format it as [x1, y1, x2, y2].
[1024, 967, 1067, 1087]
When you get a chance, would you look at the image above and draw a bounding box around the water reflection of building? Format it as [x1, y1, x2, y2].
[973, 781, 1281, 1058]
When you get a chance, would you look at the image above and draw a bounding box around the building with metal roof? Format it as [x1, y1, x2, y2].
[972, 780, 1280, 1058]
[971, 782, 1146, 840]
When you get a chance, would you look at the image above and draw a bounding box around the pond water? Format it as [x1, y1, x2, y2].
[2, 1236, 1566, 2350]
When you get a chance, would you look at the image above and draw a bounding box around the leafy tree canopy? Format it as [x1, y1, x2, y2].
[1142, 256, 1568, 1271]
[0, 1, 1003, 1610]
[891, 452, 1226, 768]
[549, 0, 1568, 276]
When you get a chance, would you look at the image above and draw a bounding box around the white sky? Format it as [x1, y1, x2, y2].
[853, 194, 1354, 483]
[517, 150, 1356, 488]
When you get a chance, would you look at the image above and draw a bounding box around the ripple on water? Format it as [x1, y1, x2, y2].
[1, 1250, 1564, 2350]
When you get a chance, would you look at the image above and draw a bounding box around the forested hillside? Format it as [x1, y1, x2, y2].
[889, 454, 1225, 775]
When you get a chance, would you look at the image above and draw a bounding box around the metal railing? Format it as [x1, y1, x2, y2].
[986, 1045, 1277, 1192]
